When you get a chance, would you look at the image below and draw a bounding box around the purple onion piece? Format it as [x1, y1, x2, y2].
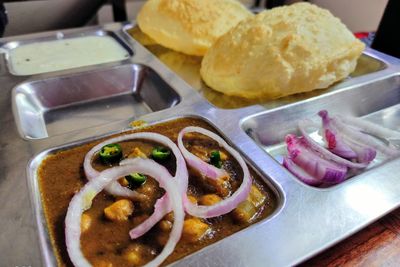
[318, 110, 357, 159]
[333, 116, 400, 158]
[342, 135, 377, 163]
[283, 157, 322, 186]
[285, 134, 347, 184]
[298, 119, 368, 169]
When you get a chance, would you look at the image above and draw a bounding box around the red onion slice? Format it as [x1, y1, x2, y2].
[285, 134, 347, 184]
[283, 157, 322, 186]
[298, 119, 369, 169]
[332, 116, 400, 158]
[65, 158, 184, 267]
[318, 110, 357, 159]
[84, 132, 189, 200]
[341, 135, 376, 163]
[178, 126, 252, 218]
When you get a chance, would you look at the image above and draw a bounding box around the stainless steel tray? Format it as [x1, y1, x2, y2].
[1, 22, 400, 267]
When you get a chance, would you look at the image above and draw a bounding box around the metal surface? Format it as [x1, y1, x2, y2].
[12, 63, 180, 139]
[1, 22, 400, 267]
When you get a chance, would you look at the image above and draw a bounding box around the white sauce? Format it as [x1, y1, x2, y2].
[9, 36, 130, 75]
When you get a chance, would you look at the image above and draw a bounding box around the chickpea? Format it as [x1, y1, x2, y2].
[122, 244, 147, 266]
[158, 220, 173, 232]
[104, 199, 134, 222]
[128, 147, 147, 159]
[182, 218, 210, 243]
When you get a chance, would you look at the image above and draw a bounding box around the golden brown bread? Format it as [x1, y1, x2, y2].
[127, 26, 158, 46]
[200, 2, 365, 99]
[137, 0, 252, 56]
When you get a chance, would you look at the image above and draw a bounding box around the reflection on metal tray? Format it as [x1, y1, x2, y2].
[12, 64, 180, 139]
[124, 26, 387, 109]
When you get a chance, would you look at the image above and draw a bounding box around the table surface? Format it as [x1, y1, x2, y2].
[301, 207, 400, 266]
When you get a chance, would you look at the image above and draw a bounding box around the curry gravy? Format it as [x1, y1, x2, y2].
[38, 118, 277, 266]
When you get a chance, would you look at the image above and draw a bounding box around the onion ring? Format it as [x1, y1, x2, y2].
[117, 134, 189, 239]
[178, 126, 252, 218]
[65, 158, 184, 267]
[84, 132, 189, 200]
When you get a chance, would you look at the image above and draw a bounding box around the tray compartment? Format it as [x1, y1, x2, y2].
[242, 74, 400, 187]
[1, 29, 133, 76]
[27, 116, 282, 267]
[13, 64, 181, 139]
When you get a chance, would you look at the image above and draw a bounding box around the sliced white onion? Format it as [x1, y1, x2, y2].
[84, 132, 189, 200]
[298, 119, 369, 169]
[178, 126, 252, 218]
[338, 115, 400, 140]
[65, 158, 184, 267]
[118, 135, 189, 239]
[129, 196, 171, 239]
[177, 127, 229, 181]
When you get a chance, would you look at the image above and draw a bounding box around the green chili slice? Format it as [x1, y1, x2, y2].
[99, 143, 122, 164]
[125, 172, 147, 188]
[151, 147, 171, 161]
[210, 150, 222, 168]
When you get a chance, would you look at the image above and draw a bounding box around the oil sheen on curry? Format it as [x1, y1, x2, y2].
[38, 118, 277, 266]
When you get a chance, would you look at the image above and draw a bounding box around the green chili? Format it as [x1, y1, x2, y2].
[151, 147, 171, 161]
[99, 143, 122, 164]
[210, 150, 222, 168]
[125, 173, 147, 188]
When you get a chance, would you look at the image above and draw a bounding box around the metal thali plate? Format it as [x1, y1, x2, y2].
[0, 22, 400, 267]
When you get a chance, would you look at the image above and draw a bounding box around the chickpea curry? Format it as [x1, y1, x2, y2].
[38, 118, 277, 266]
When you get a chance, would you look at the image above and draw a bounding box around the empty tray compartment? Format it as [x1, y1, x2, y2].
[242, 74, 400, 187]
[12, 64, 180, 139]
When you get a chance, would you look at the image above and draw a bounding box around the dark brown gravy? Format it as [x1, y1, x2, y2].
[38, 118, 277, 266]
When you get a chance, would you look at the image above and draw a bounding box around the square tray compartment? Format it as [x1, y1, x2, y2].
[242, 74, 400, 187]
[12, 64, 181, 139]
[27, 116, 281, 267]
[1, 29, 134, 76]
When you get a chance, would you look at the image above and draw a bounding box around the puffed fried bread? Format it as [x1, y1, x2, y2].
[200, 3, 365, 99]
[137, 0, 252, 56]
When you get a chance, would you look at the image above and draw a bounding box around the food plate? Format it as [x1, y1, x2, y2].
[0, 22, 400, 266]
